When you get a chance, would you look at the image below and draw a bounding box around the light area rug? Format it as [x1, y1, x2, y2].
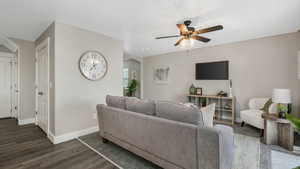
[233, 134, 260, 169]
[80, 133, 261, 169]
[271, 150, 300, 169]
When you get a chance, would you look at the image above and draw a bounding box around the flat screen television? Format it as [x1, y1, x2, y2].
[195, 61, 229, 80]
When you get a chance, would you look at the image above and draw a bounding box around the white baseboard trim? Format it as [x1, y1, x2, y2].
[18, 118, 35, 125]
[48, 126, 99, 144]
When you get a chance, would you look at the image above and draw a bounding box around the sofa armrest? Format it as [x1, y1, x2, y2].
[96, 104, 105, 136]
[197, 125, 234, 169]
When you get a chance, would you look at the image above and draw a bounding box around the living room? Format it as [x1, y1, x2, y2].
[0, 0, 300, 169]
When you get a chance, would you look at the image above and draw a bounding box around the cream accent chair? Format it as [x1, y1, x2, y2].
[240, 98, 277, 130]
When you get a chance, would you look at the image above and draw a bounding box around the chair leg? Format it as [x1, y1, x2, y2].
[241, 121, 245, 127]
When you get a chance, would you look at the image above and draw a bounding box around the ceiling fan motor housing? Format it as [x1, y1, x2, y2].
[184, 20, 192, 26]
[184, 20, 195, 32]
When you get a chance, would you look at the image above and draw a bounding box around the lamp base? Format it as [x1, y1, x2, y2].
[278, 111, 286, 119]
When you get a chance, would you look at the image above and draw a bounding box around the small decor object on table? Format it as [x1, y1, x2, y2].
[196, 88, 202, 95]
[229, 79, 233, 97]
[272, 89, 291, 118]
[189, 84, 196, 95]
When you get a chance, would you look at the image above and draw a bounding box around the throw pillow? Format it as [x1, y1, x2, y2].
[201, 103, 216, 127]
[260, 98, 272, 113]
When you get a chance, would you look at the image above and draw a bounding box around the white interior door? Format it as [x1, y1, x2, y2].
[36, 39, 49, 134]
[11, 57, 18, 118]
[0, 57, 12, 118]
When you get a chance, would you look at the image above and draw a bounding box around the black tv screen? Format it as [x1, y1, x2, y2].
[196, 61, 229, 80]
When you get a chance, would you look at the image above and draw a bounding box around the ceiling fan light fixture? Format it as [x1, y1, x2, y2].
[180, 38, 194, 48]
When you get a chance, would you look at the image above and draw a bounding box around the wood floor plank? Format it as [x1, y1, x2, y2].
[0, 118, 117, 169]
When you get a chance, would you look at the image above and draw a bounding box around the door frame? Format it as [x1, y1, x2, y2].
[0, 51, 19, 118]
[35, 37, 50, 136]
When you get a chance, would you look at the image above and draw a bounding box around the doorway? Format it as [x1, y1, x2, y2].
[123, 58, 141, 98]
[35, 38, 50, 135]
[0, 52, 18, 118]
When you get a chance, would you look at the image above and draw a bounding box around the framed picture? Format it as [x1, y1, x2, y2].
[196, 88, 202, 95]
[153, 66, 170, 84]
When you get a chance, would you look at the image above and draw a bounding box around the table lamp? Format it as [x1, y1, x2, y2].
[272, 89, 291, 118]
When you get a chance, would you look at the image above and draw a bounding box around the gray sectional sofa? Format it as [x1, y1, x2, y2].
[97, 95, 234, 169]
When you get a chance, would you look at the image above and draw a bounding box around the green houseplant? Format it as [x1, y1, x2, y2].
[286, 113, 300, 134]
[127, 79, 138, 97]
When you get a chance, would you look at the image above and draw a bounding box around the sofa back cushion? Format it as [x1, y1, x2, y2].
[106, 95, 126, 109]
[125, 97, 156, 116]
[156, 101, 204, 126]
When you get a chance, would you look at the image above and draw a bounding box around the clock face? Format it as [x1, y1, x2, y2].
[79, 51, 108, 81]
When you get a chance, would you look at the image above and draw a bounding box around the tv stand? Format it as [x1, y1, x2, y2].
[187, 95, 235, 125]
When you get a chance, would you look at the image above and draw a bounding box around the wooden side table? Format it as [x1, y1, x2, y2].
[262, 113, 294, 151]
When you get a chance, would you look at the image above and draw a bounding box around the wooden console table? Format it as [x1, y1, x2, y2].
[262, 113, 294, 151]
[187, 95, 235, 125]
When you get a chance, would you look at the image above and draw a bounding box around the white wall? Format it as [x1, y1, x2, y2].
[143, 32, 300, 119]
[54, 23, 123, 136]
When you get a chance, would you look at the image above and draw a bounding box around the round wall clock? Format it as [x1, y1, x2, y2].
[79, 51, 108, 81]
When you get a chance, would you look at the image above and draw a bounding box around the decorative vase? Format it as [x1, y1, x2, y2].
[229, 79, 233, 97]
[190, 84, 196, 95]
[278, 111, 286, 119]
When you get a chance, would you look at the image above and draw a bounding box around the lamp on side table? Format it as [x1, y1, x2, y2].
[262, 89, 293, 151]
[272, 88, 291, 118]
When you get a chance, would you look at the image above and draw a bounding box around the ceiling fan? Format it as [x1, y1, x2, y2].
[155, 20, 223, 46]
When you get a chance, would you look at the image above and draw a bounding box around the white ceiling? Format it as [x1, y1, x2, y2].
[0, 0, 299, 57]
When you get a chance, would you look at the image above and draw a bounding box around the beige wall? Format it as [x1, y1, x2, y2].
[35, 23, 55, 133]
[54, 23, 123, 136]
[10, 38, 36, 120]
[143, 32, 300, 119]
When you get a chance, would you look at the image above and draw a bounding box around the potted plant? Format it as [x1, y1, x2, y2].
[127, 79, 138, 97]
[286, 113, 300, 134]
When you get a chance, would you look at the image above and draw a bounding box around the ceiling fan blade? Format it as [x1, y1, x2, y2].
[177, 24, 188, 35]
[155, 35, 180, 39]
[191, 35, 210, 43]
[194, 25, 223, 35]
[174, 37, 186, 46]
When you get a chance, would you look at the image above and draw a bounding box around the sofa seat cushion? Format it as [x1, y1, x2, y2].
[240, 109, 264, 129]
[125, 97, 156, 116]
[106, 95, 126, 109]
[156, 101, 204, 126]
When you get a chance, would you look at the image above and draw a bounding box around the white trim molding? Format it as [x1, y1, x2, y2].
[18, 118, 35, 125]
[48, 126, 99, 144]
[298, 50, 300, 79]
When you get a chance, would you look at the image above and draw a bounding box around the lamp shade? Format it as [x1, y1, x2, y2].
[272, 89, 291, 104]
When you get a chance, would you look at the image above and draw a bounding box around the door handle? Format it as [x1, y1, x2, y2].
[38, 92, 44, 96]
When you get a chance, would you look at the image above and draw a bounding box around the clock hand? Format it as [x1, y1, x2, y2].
[89, 64, 97, 71]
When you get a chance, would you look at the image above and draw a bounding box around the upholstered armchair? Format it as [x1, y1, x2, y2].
[240, 98, 277, 132]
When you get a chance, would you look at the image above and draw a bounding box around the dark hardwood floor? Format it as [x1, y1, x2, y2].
[0, 118, 117, 169]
